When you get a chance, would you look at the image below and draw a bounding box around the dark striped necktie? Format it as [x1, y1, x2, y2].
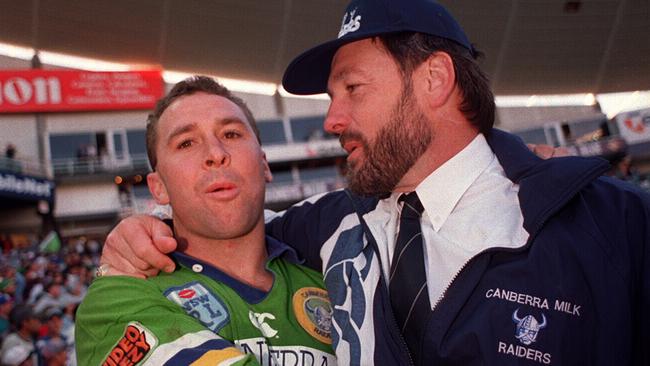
[389, 192, 430, 363]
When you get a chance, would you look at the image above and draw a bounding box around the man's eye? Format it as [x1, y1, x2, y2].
[224, 131, 241, 139]
[346, 84, 360, 93]
[177, 140, 193, 149]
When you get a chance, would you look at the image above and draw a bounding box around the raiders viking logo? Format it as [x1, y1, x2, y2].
[292, 287, 333, 344]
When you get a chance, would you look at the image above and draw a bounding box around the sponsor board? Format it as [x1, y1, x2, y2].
[0, 69, 163, 113]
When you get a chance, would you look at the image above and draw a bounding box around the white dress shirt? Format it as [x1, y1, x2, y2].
[364, 134, 529, 310]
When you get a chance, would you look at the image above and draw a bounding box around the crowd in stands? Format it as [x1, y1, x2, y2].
[0, 235, 101, 366]
[607, 154, 650, 192]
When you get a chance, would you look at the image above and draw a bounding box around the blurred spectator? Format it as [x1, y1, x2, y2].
[86, 240, 100, 255]
[24, 258, 49, 305]
[1, 306, 40, 365]
[0, 295, 13, 340]
[37, 308, 64, 341]
[609, 154, 650, 191]
[0, 343, 33, 366]
[0, 236, 12, 254]
[37, 338, 66, 366]
[85, 144, 97, 163]
[4, 145, 16, 160]
[2, 144, 22, 173]
[0, 279, 14, 301]
[1, 267, 25, 306]
[35, 308, 70, 366]
[59, 276, 84, 309]
[32, 283, 63, 315]
[60, 304, 77, 366]
[613, 155, 640, 180]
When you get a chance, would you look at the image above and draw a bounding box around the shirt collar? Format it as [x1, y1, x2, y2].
[413, 133, 495, 231]
[172, 235, 302, 269]
[170, 236, 301, 304]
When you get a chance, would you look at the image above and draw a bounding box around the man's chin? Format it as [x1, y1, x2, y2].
[346, 172, 392, 198]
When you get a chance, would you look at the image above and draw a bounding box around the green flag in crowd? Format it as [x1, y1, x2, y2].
[39, 231, 61, 253]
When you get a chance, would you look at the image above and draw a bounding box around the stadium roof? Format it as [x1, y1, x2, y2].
[0, 0, 648, 95]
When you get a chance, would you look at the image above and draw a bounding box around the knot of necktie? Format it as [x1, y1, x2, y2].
[399, 192, 424, 218]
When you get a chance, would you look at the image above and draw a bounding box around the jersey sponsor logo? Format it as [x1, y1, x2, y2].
[178, 289, 195, 299]
[102, 322, 157, 366]
[249, 311, 279, 338]
[292, 287, 333, 345]
[165, 282, 229, 333]
[237, 337, 335, 366]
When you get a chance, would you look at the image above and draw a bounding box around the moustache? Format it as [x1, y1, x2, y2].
[339, 130, 367, 147]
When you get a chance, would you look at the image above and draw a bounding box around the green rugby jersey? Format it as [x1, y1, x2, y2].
[76, 236, 336, 366]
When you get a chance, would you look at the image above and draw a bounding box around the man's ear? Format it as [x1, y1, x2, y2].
[413, 51, 456, 108]
[147, 172, 170, 205]
[261, 152, 273, 183]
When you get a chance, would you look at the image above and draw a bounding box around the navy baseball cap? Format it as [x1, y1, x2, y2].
[282, 0, 474, 95]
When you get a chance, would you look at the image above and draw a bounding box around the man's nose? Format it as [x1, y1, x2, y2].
[323, 99, 350, 136]
[203, 139, 230, 169]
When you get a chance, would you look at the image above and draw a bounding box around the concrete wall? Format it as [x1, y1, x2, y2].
[0, 114, 39, 159]
[0, 56, 40, 160]
[45, 111, 148, 134]
[54, 182, 121, 217]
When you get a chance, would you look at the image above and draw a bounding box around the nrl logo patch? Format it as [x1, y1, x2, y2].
[512, 308, 547, 345]
[103, 322, 157, 366]
[165, 281, 229, 333]
[338, 8, 362, 38]
[293, 287, 333, 344]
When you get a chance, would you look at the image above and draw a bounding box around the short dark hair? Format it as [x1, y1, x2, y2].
[378, 32, 495, 135]
[10, 306, 36, 328]
[146, 76, 260, 169]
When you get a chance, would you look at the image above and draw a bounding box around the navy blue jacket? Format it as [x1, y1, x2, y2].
[267, 129, 650, 365]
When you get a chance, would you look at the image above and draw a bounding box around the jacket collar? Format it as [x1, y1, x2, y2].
[487, 129, 610, 233]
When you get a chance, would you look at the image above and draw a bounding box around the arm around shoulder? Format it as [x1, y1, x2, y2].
[265, 190, 356, 271]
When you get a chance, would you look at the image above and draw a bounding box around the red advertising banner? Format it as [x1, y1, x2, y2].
[0, 70, 163, 113]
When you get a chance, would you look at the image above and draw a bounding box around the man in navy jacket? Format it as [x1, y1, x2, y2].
[101, 0, 650, 364]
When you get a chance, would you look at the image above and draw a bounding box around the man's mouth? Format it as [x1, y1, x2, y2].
[204, 182, 239, 200]
[205, 182, 236, 193]
[342, 141, 362, 155]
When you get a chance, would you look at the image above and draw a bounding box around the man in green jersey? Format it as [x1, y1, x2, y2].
[75, 76, 335, 366]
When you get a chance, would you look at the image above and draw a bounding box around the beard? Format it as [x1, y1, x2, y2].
[343, 87, 432, 197]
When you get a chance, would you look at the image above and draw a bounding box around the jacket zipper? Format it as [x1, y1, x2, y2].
[431, 211, 553, 313]
[431, 162, 610, 312]
[388, 299, 415, 366]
